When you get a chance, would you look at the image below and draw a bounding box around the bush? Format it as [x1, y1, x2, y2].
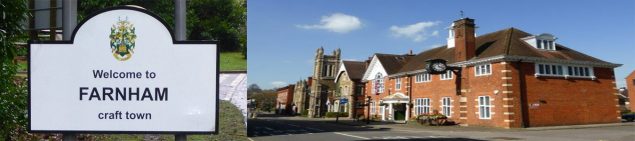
[300, 110, 308, 116]
[325, 112, 348, 118]
[370, 115, 381, 121]
[621, 109, 631, 115]
[1, 0, 29, 140]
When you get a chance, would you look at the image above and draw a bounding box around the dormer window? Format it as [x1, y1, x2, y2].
[523, 33, 557, 51]
[537, 39, 555, 50]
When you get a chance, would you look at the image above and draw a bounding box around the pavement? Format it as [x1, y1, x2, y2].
[248, 114, 635, 141]
[219, 73, 248, 122]
[143, 73, 247, 140]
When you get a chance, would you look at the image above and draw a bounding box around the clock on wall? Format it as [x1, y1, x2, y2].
[426, 59, 449, 74]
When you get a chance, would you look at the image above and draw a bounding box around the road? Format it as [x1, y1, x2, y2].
[248, 115, 635, 141]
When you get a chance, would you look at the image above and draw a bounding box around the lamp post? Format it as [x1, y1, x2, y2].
[366, 96, 372, 124]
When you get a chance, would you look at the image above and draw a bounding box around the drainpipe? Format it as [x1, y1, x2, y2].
[408, 74, 413, 120]
[516, 60, 530, 127]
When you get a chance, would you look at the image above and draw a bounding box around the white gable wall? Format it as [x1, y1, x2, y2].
[334, 62, 347, 83]
[362, 55, 388, 81]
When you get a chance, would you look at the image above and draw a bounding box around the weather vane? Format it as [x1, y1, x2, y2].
[460, 10, 464, 18]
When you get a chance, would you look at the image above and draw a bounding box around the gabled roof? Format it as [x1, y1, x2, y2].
[627, 70, 635, 78]
[340, 61, 367, 82]
[398, 28, 620, 74]
[375, 53, 413, 74]
[362, 53, 413, 81]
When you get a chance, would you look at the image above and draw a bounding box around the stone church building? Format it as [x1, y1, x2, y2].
[292, 78, 311, 115]
[307, 47, 341, 117]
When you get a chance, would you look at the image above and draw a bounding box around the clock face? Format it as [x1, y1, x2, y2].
[432, 63, 446, 72]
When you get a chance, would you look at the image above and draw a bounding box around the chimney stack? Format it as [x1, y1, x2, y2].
[453, 18, 476, 62]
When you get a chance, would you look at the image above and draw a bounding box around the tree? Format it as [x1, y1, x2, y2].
[247, 84, 262, 97]
[249, 87, 278, 112]
[188, 0, 246, 54]
[78, 0, 247, 57]
[0, 0, 29, 140]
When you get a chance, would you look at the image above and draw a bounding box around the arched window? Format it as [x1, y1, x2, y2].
[373, 73, 384, 94]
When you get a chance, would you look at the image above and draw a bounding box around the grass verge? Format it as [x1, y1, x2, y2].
[220, 52, 247, 72]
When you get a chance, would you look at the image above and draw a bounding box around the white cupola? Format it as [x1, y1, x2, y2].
[447, 23, 455, 48]
[522, 33, 557, 50]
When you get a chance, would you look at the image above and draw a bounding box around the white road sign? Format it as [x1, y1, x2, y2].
[29, 6, 218, 133]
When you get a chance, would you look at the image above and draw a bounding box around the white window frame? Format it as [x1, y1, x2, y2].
[441, 97, 451, 117]
[414, 98, 431, 116]
[414, 98, 423, 116]
[415, 73, 431, 83]
[370, 101, 376, 115]
[440, 70, 453, 80]
[534, 63, 595, 79]
[395, 77, 401, 90]
[478, 96, 491, 119]
[567, 66, 593, 77]
[536, 39, 556, 50]
[373, 73, 384, 93]
[423, 98, 430, 115]
[535, 63, 564, 76]
[475, 64, 492, 76]
[379, 103, 385, 117]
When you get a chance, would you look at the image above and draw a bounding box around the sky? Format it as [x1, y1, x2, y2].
[248, 0, 635, 89]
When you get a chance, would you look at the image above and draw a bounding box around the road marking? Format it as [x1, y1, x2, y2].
[264, 127, 274, 131]
[247, 138, 255, 141]
[334, 132, 370, 140]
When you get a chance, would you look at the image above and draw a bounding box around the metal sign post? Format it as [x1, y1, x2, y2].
[175, 0, 187, 140]
[62, 1, 77, 140]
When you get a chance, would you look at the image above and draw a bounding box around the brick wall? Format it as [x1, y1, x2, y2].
[363, 61, 619, 128]
[518, 62, 620, 127]
[627, 71, 635, 111]
[277, 86, 295, 114]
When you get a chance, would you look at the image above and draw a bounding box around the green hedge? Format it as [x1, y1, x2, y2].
[325, 112, 348, 118]
[300, 110, 308, 116]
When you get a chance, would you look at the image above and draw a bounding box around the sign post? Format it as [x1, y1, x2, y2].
[174, 0, 187, 140]
[29, 6, 218, 137]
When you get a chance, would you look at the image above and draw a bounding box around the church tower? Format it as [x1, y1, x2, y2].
[307, 47, 341, 117]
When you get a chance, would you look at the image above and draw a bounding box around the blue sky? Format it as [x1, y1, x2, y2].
[248, 0, 635, 89]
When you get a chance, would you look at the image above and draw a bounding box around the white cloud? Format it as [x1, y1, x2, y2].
[390, 21, 441, 42]
[271, 81, 288, 88]
[297, 13, 362, 33]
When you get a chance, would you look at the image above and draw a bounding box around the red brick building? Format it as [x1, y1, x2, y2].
[362, 18, 622, 128]
[276, 85, 295, 115]
[627, 71, 635, 111]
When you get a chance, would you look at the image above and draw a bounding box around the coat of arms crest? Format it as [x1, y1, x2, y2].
[109, 18, 137, 61]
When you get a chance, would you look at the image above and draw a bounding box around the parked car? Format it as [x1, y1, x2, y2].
[622, 113, 635, 122]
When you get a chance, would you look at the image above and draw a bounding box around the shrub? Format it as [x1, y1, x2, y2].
[325, 112, 348, 118]
[621, 109, 631, 115]
[300, 110, 308, 116]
